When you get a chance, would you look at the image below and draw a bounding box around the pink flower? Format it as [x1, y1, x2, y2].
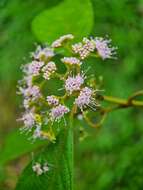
[21, 111, 35, 129]
[65, 74, 84, 94]
[75, 87, 93, 109]
[28, 61, 44, 76]
[50, 104, 69, 121]
[94, 37, 117, 59]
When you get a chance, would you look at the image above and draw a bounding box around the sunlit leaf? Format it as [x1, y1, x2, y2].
[32, 0, 93, 43]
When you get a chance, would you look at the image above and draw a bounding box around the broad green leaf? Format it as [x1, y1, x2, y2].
[15, 127, 73, 190]
[32, 0, 93, 43]
[0, 129, 47, 165]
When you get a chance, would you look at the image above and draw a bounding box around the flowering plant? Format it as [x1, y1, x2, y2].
[17, 34, 143, 186]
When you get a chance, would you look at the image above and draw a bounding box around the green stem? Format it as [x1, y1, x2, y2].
[103, 95, 143, 107]
[68, 105, 76, 190]
[67, 124, 73, 190]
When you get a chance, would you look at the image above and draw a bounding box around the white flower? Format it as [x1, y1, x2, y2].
[42, 61, 57, 80]
[51, 34, 74, 48]
[32, 162, 50, 175]
[23, 98, 30, 109]
[32, 162, 43, 176]
[32, 45, 54, 60]
[77, 114, 83, 120]
[43, 163, 50, 173]
[72, 37, 96, 59]
[23, 76, 33, 86]
[61, 57, 82, 66]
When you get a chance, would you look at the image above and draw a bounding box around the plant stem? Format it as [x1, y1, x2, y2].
[68, 122, 73, 190]
[103, 95, 143, 107]
[68, 105, 76, 190]
[83, 91, 143, 128]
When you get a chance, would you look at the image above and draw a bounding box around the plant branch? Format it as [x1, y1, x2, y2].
[83, 90, 143, 128]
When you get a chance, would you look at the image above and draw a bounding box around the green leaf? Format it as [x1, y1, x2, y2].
[15, 127, 73, 190]
[31, 0, 93, 43]
[0, 129, 47, 165]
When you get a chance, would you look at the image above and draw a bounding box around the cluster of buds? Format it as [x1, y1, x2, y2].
[32, 162, 50, 176]
[18, 34, 116, 142]
[61, 57, 82, 66]
[51, 34, 74, 48]
[42, 61, 57, 80]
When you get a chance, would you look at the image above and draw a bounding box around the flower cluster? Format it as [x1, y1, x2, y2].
[75, 87, 93, 110]
[72, 37, 96, 59]
[50, 104, 69, 122]
[51, 34, 74, 48]
[32, 162, 49, 176]
[47, 95, 59, 106]
[42, 61, 57, 80]
[32, 45, 54, 60]
[61, 57, 82, 66]
[27, 61, 44, 76]
[65, 74, 84, 94]
[94, 37, 117, 60]
[72, 37, 116, 60]
[18, 34, 116, 141]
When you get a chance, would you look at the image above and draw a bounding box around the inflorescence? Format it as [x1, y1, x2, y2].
[32, 162, 50, 176]
[18, 34, 117, 142]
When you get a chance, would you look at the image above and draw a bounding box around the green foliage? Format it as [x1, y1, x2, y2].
[0, 129, 47, 165]
[75, 110, 143, 190]
[0, 0, 143, 190]
[15, 127, 73, 190]
[32, 0, 93, 43]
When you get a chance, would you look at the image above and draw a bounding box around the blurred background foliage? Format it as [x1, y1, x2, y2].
[0, 0, 143, 189]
